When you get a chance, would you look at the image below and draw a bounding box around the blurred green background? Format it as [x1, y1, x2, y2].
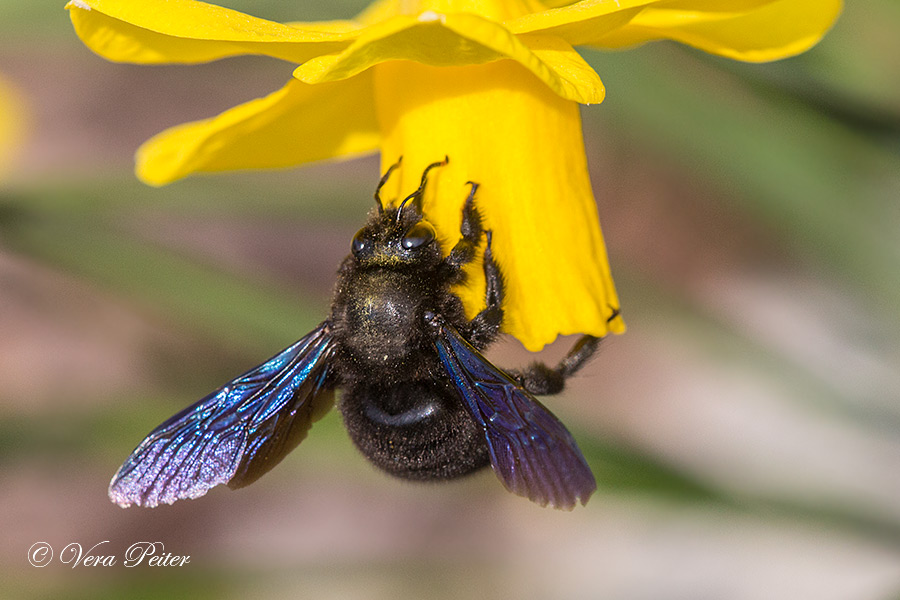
[1, 1, 899, 598]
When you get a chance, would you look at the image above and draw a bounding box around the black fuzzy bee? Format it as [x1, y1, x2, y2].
[109, 158, 617, 510]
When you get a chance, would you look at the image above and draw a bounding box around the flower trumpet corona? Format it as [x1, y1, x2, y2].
[66, 0, 841, 350]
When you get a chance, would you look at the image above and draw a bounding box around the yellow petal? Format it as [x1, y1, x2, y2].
[136, 74, 379, 185]
[581, 0, 843, 62]
[508, 0, 654, 45]
[356, 0, 544, 23]
[374, 60, 624, 350]
[354, 0, 404, 26]
[66, 0, 359, 64]
[295, 13, 604, 104]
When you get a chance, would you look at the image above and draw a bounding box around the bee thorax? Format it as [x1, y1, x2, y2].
[334, 270, 431, 368]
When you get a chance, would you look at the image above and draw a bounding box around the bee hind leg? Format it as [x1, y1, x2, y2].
[510, 308, 620, 395]
[510, 335, 601, 395]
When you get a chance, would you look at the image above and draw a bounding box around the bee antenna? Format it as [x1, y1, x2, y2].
[375, 156, 403, 214]
[397, 156, 449, 223]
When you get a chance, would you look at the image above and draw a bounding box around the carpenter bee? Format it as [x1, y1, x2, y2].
[109, 158, 617, 510]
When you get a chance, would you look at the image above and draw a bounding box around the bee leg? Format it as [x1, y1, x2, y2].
[510, 308, 620, 395]
[441, 182, 483, 281]
[510, 336, 600, 395]
[461, 229, 504, 348]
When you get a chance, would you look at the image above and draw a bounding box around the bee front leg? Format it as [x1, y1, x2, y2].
[441, 182, 482, 281]
[462, 229, 504, 349]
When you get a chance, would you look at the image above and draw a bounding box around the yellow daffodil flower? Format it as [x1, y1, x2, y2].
[66, 0, 841, 350]
[0, 74, 26, 180]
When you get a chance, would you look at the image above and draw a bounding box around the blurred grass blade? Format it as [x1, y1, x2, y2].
[2, 200, 322, 353]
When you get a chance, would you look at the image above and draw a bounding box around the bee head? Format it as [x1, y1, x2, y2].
[350, 157, 447, 268]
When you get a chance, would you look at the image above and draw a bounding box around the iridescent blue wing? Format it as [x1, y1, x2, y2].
[109, 322, 337, 508]
[428, 313, 596, 510]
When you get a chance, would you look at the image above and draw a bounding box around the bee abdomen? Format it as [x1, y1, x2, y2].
[339, 381, 489, 481]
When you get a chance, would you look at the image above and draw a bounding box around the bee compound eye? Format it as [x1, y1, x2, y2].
[401, 222, 436, 250]
[351, 229, 367, 255]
